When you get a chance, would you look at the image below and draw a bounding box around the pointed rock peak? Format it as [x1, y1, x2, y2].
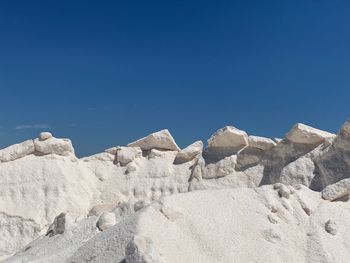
[285, 123, 335, 145]
[127, 129, 180, 151]
[207, 126, 248, 150]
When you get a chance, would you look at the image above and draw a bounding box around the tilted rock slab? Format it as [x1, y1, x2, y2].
[285, 123, 335, 145]
[321, 178, 350, 201]
[206, 126, 248, 160]
[175, 140, 203, 163]
[128, 129, 180, 151]
[248, 136, 276, 150]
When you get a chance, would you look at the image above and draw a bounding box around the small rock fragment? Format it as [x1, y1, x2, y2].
[134, 200, 148, 212]
[39, 132, 53, 141]
[276, 184, 291, 199]
[325, 219, 337, 235]
[46, 213, 67, 237]
[267, 214, 279, 224]
[97, 212, 116, 231]
[271, 205, 278, 213]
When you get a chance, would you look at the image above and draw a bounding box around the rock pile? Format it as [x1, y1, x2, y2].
[2, 119, 350, 263]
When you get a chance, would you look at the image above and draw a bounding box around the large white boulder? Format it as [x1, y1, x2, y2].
[321, 178, 350, 201]
[117, 146, 142, 165]
[207, 126, 248, 152]
[128, 129, 180, 151]
[248, 136, 276, 150]
[0, 140, 35, 162]
[34, 137, 75, 156]
[175, 141, 203, 163]
[285, 123, 335, 145]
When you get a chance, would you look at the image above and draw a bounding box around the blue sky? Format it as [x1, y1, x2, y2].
[0, 0, 350, 156]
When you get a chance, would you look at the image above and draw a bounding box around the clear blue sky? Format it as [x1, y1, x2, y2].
[1, 0, 350, 156]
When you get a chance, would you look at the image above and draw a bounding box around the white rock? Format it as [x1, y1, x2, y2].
[128, 129, 180, 151]
[39, 132, 53, 141]
[34, 137, 75, 156]
[175, 140, 203, 163]
[325, 219, 337, 235]
[207, 126, 248, 151]
[321, 178, 350, 201]
[117, 147, 142, 165]
[248, 136, 276, 150]
[285, 123, 335, 145]
[0, 140, 35, 162]
[278, 185, 291, 199]
[97, 212, 116, 231]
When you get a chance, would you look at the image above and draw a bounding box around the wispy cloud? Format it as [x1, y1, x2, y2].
[15, 124, 50, 130]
